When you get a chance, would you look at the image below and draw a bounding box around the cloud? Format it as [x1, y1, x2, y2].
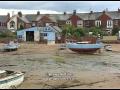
[0, 8, 62, 16]
[0, 1, 120, 15]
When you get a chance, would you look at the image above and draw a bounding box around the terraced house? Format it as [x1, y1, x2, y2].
[7, 9, 120, 34]
[0, 13, 10, 31]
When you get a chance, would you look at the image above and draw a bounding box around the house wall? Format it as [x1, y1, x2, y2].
[84, 20, 95, 28]
[40, 32, 55, 45]
[97, 13, 112, 29]
[37, 16, 56, 27]
[17, 30, 25, 41]
[0, 22, 7, 30]
[68, 15, 82, 27]
[7, 16, 18, 31]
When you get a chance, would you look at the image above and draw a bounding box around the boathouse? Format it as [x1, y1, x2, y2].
[17, 25, 62, 44]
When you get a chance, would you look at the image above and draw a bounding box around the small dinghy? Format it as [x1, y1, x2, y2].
[0, 70, 24, 89]
[3, 41, 20, 52]
[104, 45, 112, 51]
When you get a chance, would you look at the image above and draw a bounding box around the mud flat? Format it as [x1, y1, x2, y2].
[0, 43, 120, 89]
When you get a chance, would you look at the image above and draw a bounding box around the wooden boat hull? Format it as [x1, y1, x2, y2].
[0, 71, 24, 89]
[69, 48, 100, 53]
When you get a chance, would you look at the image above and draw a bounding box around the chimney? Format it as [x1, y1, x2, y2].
[37, 11, 40, 15]
[12, 11, 14, 16]
[118, 8, 120, 13]
[18, 11, 22, 17]
[90, 11, 93, 14]
[103, 10, 106, 14]
[63, 11, 66, 15]
[73, 10, 76, 15]
[7, 13, 10, 18]
[105, 8, 108, 12]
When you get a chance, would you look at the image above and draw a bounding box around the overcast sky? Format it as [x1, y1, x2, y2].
[0, 1, 120, 16]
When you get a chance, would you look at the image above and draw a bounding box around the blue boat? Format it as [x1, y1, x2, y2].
[66, 41, 103, 53]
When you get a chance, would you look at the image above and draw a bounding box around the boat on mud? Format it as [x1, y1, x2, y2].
[66, 41, 103, 54]
[3, 41, 20, 52]
[104, 45, 112, 51]
[0, 70, 24, 89]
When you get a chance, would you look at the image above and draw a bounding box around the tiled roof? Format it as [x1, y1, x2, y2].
[0, 15, 8, 22]
[25, 14, 38, 22]
[18, 15, 30, 23]
[9, 10, 120, 23]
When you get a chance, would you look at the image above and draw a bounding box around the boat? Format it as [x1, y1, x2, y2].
[104, 45, 112, 51]
[0, 70, 24, 89]
[66, 41, 103, 54]
[3, 41, 20, 52]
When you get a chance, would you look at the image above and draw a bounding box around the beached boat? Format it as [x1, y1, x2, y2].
[104, 45, 112, 51]
[0, 70, 24, 89]
[3, 41, 20, 51]
[66, 41, 103, 53]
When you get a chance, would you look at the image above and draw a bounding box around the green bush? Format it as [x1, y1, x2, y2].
[112, 27, 120, 35]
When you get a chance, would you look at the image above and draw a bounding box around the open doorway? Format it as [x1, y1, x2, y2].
[26, 31, 34, 41]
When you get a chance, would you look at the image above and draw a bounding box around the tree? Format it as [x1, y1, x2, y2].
[89, 27, 103, 36]
[73, 27, 85, 39]
[112, 27, 120, 35]
[62, 24, 75, 39]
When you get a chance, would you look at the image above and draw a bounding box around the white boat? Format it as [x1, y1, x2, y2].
[104, 45, 112, 51]
[0, 70, 24, 89]
[3, 41, 20, 51]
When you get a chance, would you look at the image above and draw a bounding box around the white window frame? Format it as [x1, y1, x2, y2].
[107, 20, 113, 28]
[95, 20, 101, 27]
[66, 20, 71, 25]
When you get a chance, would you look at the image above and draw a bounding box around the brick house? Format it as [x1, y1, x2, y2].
[7, 9, 120, 34]
[0, 13, 10, 31]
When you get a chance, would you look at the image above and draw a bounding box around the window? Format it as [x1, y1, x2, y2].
[95, 20, 101, 27]
[66, 20, 71, 25]
[114, 20, 118, 25]
[18, 35, 22, 39]
[86, 21, 89, 26]
[77, 20, 83, 25]
[107, 20, 113, 28]
[40, 33, 47, 36]
[10, 21, 15, 28]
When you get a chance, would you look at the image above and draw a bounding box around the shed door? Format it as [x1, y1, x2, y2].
[26, 31, 34, 41]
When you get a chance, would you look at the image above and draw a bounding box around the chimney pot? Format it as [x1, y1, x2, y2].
[73, 10, 76, 15]
[118, 8, 120, 13]
[64, 12, 66, 15]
